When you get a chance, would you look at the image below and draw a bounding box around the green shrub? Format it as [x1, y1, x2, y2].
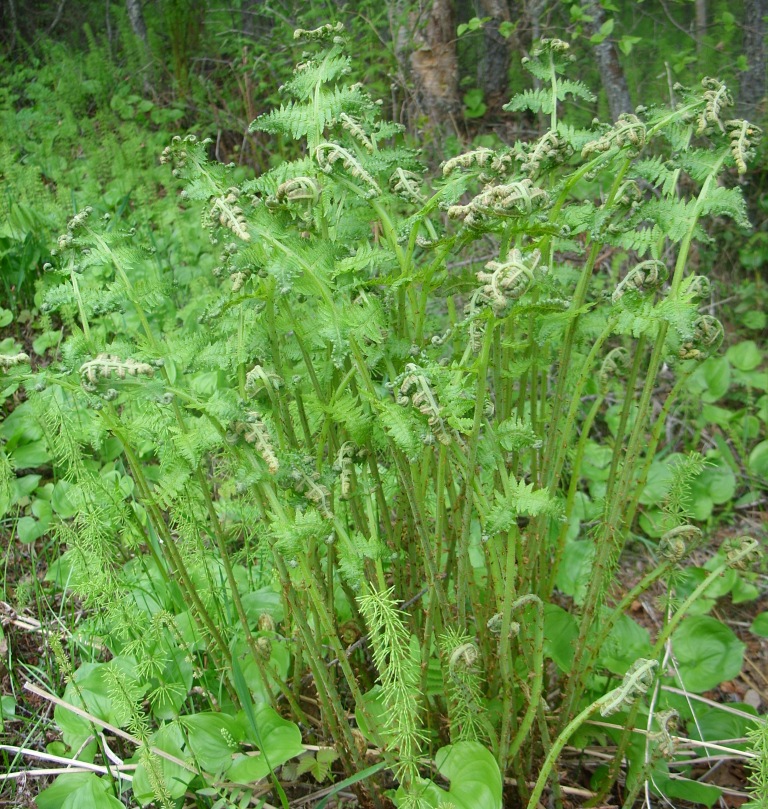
[3, 25, 764, 809]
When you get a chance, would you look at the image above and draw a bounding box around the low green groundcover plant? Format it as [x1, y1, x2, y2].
[2, 23, 766, 809]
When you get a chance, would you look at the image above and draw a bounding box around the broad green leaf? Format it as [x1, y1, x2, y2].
[740, 310, 767, 330]
[693, 461, 736, 507]
[673, 568, 717, 615]
[61, 776, 124, 809]
[748, 440, 768, 479]
[17, 515, 43, 544]
[36, 773, 100, 809]
[241, 589, 285, 624]
[229, 703, 304, 784]
[731, 576, 759, 604]
[750, 612, 768, 637]
[0, 308, 12, 327]
[598, 613, 651, 675]
[10, 440, 50, 468]
[181, 712, 241, 773]
[354, 686, 393, 745]
[653, 766, 721, 807]
[618, 35, 642, 55]
[32, 330, 62, 355]
[688, 704, 756, 752]
[555, 540, 594, 605]
[590, 17, 614, 43]
[51, 480, 79, 517]
[1, 693, 15, 718]
[726, 340, 762, 371]
[543, 603, 578, 672]
[672, 616, 745, 692]
[0, 693, 14, 733]
[689, 356, 730, 402]
[234, 632, 291, 703]
[435, 742, 503, 809]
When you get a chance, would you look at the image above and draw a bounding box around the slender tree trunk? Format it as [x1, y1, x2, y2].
[409, 0, 461, 130]
[126, 0, 149, 44]
[694, 0, 707, 55]
[477, 0, 512, 115]
[241, 0, 261, 38]
[582, 0, 633, 121]
[737, 0, 766, 119]
[125, 0, 154, 95]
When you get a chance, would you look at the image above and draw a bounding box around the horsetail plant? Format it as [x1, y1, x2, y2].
[8, 23, 763, 809]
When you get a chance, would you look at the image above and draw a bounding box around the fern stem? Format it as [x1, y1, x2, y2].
[544, 392, 604, 596]
[457, 315, 495, 628]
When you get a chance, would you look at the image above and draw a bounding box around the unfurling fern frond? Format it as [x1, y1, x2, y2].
[725, 119, 762, 175]
[440, 628, 488, 743]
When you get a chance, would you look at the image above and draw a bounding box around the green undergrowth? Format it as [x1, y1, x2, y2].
[2, 23, 768, 809]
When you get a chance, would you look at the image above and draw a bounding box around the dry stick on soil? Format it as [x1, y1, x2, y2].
[22, 682, 199, 774]
[0, 745, 137, 780]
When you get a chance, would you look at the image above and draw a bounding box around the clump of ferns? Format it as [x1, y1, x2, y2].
[357, 585, 426, 784]
[270, 504, 329, 569]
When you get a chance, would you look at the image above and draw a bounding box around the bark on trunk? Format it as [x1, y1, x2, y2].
[477, 0, 512, 115]
[126, 0, 149, 43]
[126, 0, 154, 95]
[695, 0, 707, 55]
[409, 0, 461, 130]
[737, 0, 766, 119]
[582, 0, 633, 121]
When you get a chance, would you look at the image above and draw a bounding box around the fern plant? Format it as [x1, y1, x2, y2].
[6, 25, 763, 809]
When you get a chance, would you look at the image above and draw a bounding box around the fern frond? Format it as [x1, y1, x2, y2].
[614, 224, 663, 256]
[504, 88, 553, 115]
[485, 478, 560, 535]
[700, 185, 750, 228]
[377, 401, 422, 456]
[282, 51, 352, 100]
[633, 156, 679, 197]
[633, 198, 703, 243]
[557, 79, 596, 104]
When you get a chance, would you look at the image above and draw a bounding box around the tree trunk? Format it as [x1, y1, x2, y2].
[477, 0, 512, 115]
[582, 0, 633, 121]
[126, 0, 149, 44]
[125, 0, 154, 95]
[409, 0, 461, 130]
[694, 0, 707, 55]
[737, 0, 766, 119]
